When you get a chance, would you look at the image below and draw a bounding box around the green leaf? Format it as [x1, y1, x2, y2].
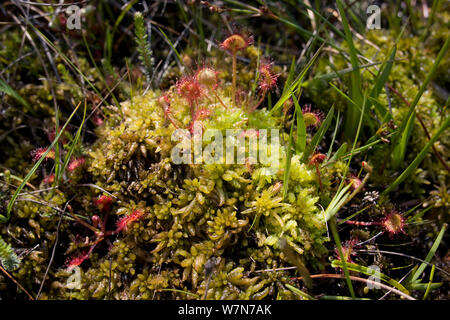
[324, 182, 353, 222]
[0, 79, 35, 115]
[270, 44, 323, 116]
[408, 282, 441, 291]
[0, 235, 20, 271]
[326, 111, 341, 158]
[328, 142, 347, 163]
[285, 284, 316, 300]
[370, 46, 396, 98]
[292, 95, 306, 154]
[283, 57, 297, 95]
[158, 27, 182, 67]
[329, 217, 355, 299]
[410, 224, 447, 283]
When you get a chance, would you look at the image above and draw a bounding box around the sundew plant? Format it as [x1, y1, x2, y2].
[0, 0, 448, 301]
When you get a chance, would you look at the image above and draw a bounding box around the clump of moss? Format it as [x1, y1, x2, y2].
[26, 37, 349, 299]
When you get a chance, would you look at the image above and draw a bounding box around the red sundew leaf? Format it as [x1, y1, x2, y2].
[66, 252, 90, 269]
[31, 148, 55, 162]
[67, 157, 85, 171]
[382, 211, 406, 237]
[258, 60, 278, 93]
[43, 174, 55, 184]
[176, 76, 202, 105]
[93, 195, 113, 213]
[115, 210, 145, 233]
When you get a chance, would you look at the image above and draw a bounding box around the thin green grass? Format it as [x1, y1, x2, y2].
[1, 102, 83, 223]
[285, 284, 316, 300]
[391, 36, 449, 169]
[58, 101, 87, 182]
[422, 264, 436, 300]
[293, 94, 306, 154]
[382, 115, 450, 194]
[0, 79, 35, 116]
[328, 217, 355, 299]
[158, 27, 183, 68]
[269, 43, 324, 116]
[409, 224, 447, 283]
[336, 0, 363, 141]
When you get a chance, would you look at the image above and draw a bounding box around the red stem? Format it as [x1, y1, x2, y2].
[338, 219, 380, 226]
[315, 164, 323, 192]
[248, 92, 266, 113]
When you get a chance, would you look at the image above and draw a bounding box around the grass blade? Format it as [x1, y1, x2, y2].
[336, 0, 363, 141]
[324, 182, 353, 222]
[292, 94, 306, 154]
[382, 115, 450, 194]
[59, 101, 87, 181]
[328, 142, 347, 163]
[283, 57, 296, 95]
[329, 217, 355, 299]
[158, 27, 182, 67]
[0, 79, 35, 116]
[269, 44, 323, 116]
[392, 36, 449, 168]
[1, 102, 82, 223]
[285, 284, 316, 300]
[326, 111, 341, 158]
[410, 224, 447, 283]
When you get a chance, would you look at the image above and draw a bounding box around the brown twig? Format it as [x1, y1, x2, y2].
[0, 264, 35, 300]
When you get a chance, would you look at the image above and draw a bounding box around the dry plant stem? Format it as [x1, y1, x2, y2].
[0, 265, 34, 300]
[293, 273, 415, 300]
[167, 115, 179, 129]
[248, 93, 266, 113]
[212, 89, 228, 109]
[200, 90, 227, 109]
[68, 211, 99, 234]
[338, 219, 379, 226]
